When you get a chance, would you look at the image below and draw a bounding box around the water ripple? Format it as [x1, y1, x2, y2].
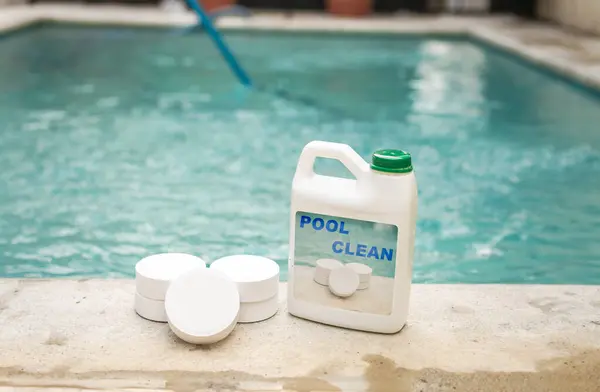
[1, 26, 600, 283]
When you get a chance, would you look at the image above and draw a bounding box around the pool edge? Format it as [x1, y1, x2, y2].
[1, 5, 600, 93]
[0, 279, 599, 391]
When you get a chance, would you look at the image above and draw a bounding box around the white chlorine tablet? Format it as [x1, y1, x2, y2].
[328, 266, 360, 298]
[314, 258, 343, 286]
[165, 268, 240, 345]
[135, 292, 167, 322]
[346, 262, 373, 290]
[210, 255, 279, 303]
[135, 253, 206, 300]
[238, 295, 279, 323]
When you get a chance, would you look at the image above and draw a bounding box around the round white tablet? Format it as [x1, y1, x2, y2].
[314, 258, 343, 286]
[135, 292, 167, 323]
[165, 268, 240, 345]
[328, 266, 360, 298]
[210, 255, 279, 303]
[346, 262, 373, 290]
[238, 294, 279, 323]
[135, 253, 206, 300]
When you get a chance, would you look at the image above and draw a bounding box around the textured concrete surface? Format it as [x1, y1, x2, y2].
[0, 279, 599, 391]
[1, 4, 600, 92]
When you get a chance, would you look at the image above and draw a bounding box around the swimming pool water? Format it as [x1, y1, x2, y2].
[1, 24, 600, 283]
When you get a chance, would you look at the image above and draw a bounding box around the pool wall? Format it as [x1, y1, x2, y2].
[538, 0, 600, 36]
[2, 4, 600, 92]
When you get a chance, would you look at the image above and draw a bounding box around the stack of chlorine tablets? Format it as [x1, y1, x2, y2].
[210, 255, 280, 323]
[314, 259, 372, 298]
[134, 253, 279, 345]
[135, 253, 206, 322]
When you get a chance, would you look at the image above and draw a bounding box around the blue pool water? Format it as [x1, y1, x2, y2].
[1, 24, 600, 283]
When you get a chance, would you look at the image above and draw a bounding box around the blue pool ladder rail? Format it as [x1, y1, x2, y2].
[185, 0, 252, 87]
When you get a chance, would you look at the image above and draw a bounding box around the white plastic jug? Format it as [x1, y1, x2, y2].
[287, 141, 418, 333]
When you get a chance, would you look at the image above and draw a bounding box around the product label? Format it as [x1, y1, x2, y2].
[292, 211, 397, 315]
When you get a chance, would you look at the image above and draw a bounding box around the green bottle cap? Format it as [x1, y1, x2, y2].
[370, 149, 413, 173]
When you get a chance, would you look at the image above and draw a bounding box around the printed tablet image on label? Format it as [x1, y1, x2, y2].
[292, 211, 397, 315]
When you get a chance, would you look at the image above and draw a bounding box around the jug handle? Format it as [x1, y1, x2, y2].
[296, 141, 369, 181]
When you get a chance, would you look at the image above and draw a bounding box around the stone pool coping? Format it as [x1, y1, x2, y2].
[0, 279, 599, 391]
[1, 4, 600, 93]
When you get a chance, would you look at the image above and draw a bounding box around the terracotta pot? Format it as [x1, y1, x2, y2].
[201, 0, 236, 12]
[326, 0, 373, 17]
